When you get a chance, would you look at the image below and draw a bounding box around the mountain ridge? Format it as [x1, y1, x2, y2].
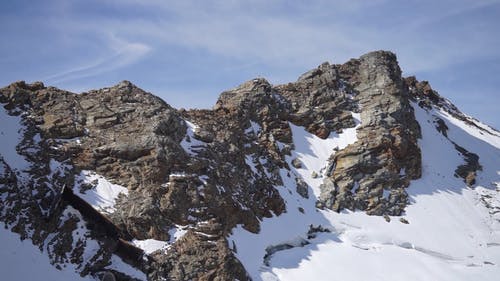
[1, 50, 499, 281]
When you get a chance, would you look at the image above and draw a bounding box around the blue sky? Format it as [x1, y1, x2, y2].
[1, 0, 499, 128]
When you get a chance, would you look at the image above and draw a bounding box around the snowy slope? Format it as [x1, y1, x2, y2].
[229, 112, 362, 280]
[0, 107, 91, 281]
[0, 222, 95, 281]
[230, 105, 500, 281]
[0, 107, 29, 181]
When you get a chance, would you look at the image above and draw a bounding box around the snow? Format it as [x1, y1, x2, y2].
[180, 120, 205, 156]
[106, 255, 147, 280]
[230, 108, 500, 281]
[244, 154, 276, 180]
[433, 109, 500, 187]
[132, 239, 169, 254]
[447, 111, 500, 146]
[245, 120, 262, 135]
[0, 222, 95, 281]
[441, 111, 500, 149]
[169, 225, 188, 243]
[230, 112, 361, 280]
[169, 172, 188, 179]
[0, 105, 30, 173]
[73, 171, 129, 213]
[245, 155, 259, 174]
[289, 112, 361, 194]
[49, 159, 72, 181]
[58, 206, 103, 268]
[131, 225, 188, 255]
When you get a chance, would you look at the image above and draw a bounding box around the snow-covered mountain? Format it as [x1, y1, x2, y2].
[1, 51, 499, 281]
[231, 99, 500, 281]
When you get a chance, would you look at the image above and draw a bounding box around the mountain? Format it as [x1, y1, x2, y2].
[0, 51, 499, 281]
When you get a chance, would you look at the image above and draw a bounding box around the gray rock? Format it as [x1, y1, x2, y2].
[295, 177, 309, 199]
[318, 51, 422, 216]
[291, 158, 302, 168]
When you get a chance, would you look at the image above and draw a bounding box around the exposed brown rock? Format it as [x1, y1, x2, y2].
[318, 51, 422, 216]
[453, 142, 482, 186]
[276, 62, 357, 138]
[149, 232, 248, 281]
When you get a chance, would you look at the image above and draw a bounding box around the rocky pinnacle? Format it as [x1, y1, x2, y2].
[318, 51, 422, 215]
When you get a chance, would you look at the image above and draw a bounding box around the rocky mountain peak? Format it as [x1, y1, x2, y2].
[1, 50, 498, 281]
[214, 77, 279, 112]
[296, 61, 336, 82]
[359, 49, 398, 63]
[357, 50, 403, 94]
[10, 80, 46, 91]
[316, 50, 422, 215]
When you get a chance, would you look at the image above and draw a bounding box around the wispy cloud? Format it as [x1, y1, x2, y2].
[44, 34, 150, 84]
[48, 0, 498, 76]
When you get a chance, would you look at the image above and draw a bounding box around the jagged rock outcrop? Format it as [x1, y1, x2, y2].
[5, 50, 493, 280]
[276, 62, 357, 138]
[406, 76, 500, 138]
[317, 51, 421, 215]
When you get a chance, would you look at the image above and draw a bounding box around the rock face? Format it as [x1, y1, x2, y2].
[1, 50, 494, 280]
[275, 62, 357, 138]
[317, 51, 422, 215]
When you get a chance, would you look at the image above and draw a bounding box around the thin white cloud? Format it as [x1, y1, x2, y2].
[44, 34, 151, 83]
[62, 0, 497, 76]
[25, 0, 500, 87]
[54, 2, 371, 67]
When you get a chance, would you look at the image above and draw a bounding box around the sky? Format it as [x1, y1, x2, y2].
[0, 0, 499, 128]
